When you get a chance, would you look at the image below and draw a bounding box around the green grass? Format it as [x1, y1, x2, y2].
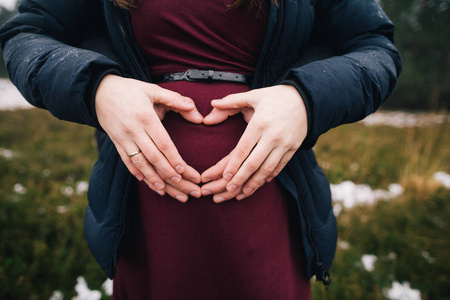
[0, 108, 449, 299]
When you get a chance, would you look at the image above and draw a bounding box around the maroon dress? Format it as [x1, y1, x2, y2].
[112, 1, 311, 299]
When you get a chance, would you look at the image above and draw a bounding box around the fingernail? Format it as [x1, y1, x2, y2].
[154, 182, 164, 190]
[202, 177, 211, 183]
[224, 173, 233, 181]
[156, 190, 165, 196]
[171, 176, 181, 184]
[202, 190, 211, 196]
[236, 194, 245, 201]
[175, 165, 184, 173]
[136, 175, 144, 181]
[215, 196, 225, 203]
[176, 195, 187, 202]
[227, 184, 237, 192]
[244, 187, 253, 195]
[266, 177, 273, 182]
[191, 191, 201, 198]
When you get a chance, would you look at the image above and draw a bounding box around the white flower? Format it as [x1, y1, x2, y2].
[361, 254, 377, 272]
[387, 252, 397, 260]
[0, 148, 16, 160]
[60, 186, 74, 197]
[338, 240, 350, 250]
[14, 183, 27, 195]
[49, 290, 64, 300]
[56, 206, 69, 214]
[76, 181, 89, 195]
[421, 251, 435, 264]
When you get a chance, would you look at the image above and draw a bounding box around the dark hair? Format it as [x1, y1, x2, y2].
[113, 0, 277, 10]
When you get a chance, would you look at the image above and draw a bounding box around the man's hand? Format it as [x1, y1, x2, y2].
[95, 74, 203, 202]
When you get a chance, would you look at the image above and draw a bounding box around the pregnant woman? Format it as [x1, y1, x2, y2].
[0, 0, 402, 298]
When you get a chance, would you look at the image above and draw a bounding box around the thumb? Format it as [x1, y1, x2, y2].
[203, 108, 240, 125]
[210, 92, 254, 110]
[180, 108, 204, 124]
[150, 85, 196, 111]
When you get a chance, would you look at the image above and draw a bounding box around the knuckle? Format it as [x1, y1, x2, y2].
[155, 136, 171, 152]
[136, 111, 153, 125]
[246, 161, 259, 173]
[256, 120, 269, 131]
[122, 125, 133, 135]
[144, 151, 159, 164]
[156, 168, 172, 180]
[292, 141, 302, 150]
[262, 165, 275, 176]
[246, 180, 259, 189]
[131, 156, 147, 169]
[233, 174, 247, 186]
[272, 167, 282, 177]
[236, 147, 248, 157]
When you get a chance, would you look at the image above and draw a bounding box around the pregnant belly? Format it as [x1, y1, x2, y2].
[160, 81, 250, 173]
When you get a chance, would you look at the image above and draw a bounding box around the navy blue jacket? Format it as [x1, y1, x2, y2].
[0, 0, 402, 285]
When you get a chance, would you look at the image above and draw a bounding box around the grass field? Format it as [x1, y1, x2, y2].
[0, 108, 449, 299]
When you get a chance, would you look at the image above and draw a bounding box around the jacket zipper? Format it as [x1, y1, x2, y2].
[261, 0, 283, 87]
[286, 166, 332, 288]
[109, 1, 149, 82]
[109, 2, 148, 267]
[262, 1, 331, 288]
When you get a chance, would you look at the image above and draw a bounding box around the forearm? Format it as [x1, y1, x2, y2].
[279, 0, 402, 148]
[284, 43, 400, 148]
[3, 32, 122, 128]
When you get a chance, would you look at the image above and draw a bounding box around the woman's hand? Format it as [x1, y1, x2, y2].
[95, 74, 203, 202]
[201, 85, 308, 202]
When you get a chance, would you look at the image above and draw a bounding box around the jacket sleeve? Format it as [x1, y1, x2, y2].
[281, 0, 402, 149]
[0, 0, 123, 128]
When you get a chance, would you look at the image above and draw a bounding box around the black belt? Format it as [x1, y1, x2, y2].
[152, 69, 252, 84]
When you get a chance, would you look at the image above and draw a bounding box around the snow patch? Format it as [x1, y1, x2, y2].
[0, 79, 33, 110]
[384, 281, 421, 300]
[433, 171, 450, 188]
[102, 279, 113, 296]
[0, 0, 17, 11]
[360, 111, 449, 128]
[72, 277, 101, 300]
[331, 181, 403, 213]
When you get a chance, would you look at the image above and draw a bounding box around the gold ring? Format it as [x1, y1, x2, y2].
[128, 150, 142, 158]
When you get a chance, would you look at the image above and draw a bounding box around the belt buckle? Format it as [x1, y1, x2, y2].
[185, 69, 214, 82]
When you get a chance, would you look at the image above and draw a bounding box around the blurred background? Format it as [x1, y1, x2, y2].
[0, 0, 449, 299]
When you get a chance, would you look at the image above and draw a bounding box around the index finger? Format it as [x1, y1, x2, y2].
[221, 120, 262, 182]
[136, 110, 187, 174]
